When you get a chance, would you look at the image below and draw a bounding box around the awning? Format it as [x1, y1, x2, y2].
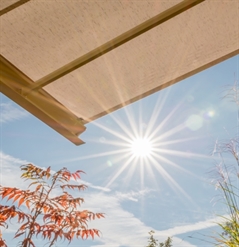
[1, 0, 238, 145]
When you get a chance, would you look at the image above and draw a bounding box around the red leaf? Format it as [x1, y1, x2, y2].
[75, 172, 81, 179]
[71, 173, 77, 180]
[43, 206, 48, 214]
[48, 230, 52, 240]
[19, 222, 28, 231]
[96, 213, 105, 218]
[14, 232, 25, 239]
[89, 229, 94, 239]
[81, 230, 88, 239]
[6, 192, 15, 201]
[0, 239, 7, 247]
[25, 200, 30, 210]
[43, 214, 51, 222]
[35, 184, 42, 191]
[76, 170, 85, 175]
[46, 167, 51, 179]
[93, 229, 100, 237]
[13, 194, 21, 203]
[2, 188, 13, 199]
[17, 212, 26, 223]
[18, 197, 24, 207]
[80, 211, 88, 219]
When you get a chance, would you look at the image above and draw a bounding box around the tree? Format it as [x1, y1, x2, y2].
[146, 230, 173, 247]
[0, 164, 104, 247]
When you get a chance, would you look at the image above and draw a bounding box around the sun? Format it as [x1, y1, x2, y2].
[61, 93, 204, 207]
[130, 137, 152, 158]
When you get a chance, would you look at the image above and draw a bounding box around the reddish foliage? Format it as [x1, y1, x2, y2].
[0, 164, 104, 247]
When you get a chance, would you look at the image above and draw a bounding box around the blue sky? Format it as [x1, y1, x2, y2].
[0, 55, 238, 246]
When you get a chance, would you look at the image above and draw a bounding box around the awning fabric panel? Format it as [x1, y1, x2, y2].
[1, 0, 181, 81]
[43, 0, 239, 122]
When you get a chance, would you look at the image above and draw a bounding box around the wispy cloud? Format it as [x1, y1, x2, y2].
[115, 189, 152, 202]
[83, 181, 111, 192]
[0, 151, 110, 192]
[158, 218, 217, 237]
[0, 152, 220, 247]
[1, 152, 28, 165]
[0, 151, 29, 187]
[0, 102, 28, 123]
[81, 192, 199, 247]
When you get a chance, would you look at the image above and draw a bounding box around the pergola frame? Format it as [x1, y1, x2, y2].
[0, 0, 30, 16]
[0, 56, 86, 145]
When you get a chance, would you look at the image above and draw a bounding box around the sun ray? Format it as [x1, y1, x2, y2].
[140, 156, 160, 188]
[106, 111, 138, 140]
[123, 157, 143, 189]
[139, 157, 146, 189]
[147, 103, 182, 140]
[152, 152, 204, 180]
[156, 148, 212, 160]
[54, 148, 130, 165]
[151, 123, 186, 145]
[91, 120, 133, 142]
[145, 87, 173, 137]
[105, 154, 135, 188]
[154, 136, 204, 147]
[123, 106, 141, 138]
[149, 156, 197, 206]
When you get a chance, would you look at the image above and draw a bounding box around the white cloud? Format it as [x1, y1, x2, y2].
[0, 151, 29, 187]
[158, 217, 220, 237]
[115, 189, 152, 202]
[0, 102, 28, 123]
[0, 151, 110, 193]
[81, 192, 198, 247]
[1, 152, 28, 165]
[83, 181, 111, 192]
[0, 152, 222, 247]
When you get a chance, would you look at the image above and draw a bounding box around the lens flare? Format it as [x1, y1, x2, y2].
[186, 114, 203, 131]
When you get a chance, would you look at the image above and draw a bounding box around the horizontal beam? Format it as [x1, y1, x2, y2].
[88, 49, 239, 122]
[25, 0, 205, 94]
[0, 55, 86, 145]
[0, 0, 30, 16]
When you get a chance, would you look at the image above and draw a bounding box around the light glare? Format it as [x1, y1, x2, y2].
[131, 138, 152, 157]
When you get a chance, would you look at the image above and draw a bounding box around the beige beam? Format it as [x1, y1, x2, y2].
[0, 55, 86, 145]
[0, 0, 30, 16]
[25, 0, 205, 94]
[88, 50, 239, 122]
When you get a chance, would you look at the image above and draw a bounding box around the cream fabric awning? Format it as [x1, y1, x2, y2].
[1, 0, 239, 145]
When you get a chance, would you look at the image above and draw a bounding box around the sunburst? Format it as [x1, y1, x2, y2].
[129, 137, 152, 158]
[57, 90, 211, 207]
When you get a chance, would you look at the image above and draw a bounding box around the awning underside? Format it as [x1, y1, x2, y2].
[1, 0, 238, 144]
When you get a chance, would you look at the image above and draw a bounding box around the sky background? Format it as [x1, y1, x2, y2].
[0, 54, 238, 246]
